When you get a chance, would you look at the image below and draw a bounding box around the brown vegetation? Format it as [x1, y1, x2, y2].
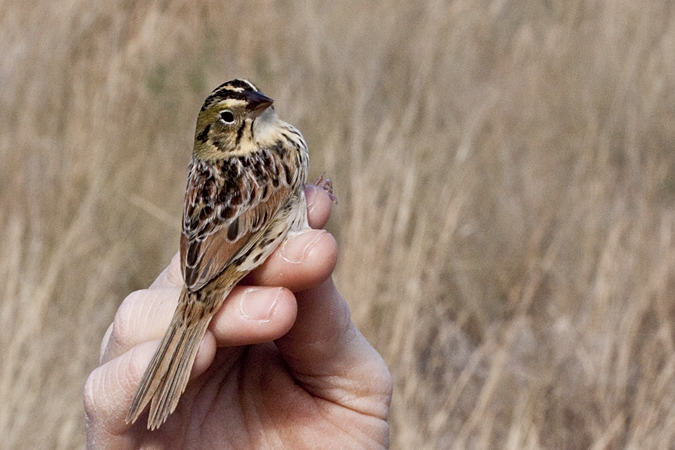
[2, 0, 675, 448]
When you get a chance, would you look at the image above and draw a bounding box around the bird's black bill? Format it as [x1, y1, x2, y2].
[245, 91, 274, 119]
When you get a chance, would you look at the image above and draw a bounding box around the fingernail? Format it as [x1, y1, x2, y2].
[240, 287, 281, 321]
[280, 230, 325, 263]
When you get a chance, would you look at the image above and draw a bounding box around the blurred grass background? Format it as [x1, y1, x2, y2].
[2, 0, 675, 448]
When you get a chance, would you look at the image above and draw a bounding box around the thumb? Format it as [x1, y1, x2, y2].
[275, 277, 392, 419]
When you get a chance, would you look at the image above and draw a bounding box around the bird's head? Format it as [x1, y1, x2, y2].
[193, 79, 276, 160]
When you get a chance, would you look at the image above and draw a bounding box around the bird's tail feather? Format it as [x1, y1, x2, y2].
[125, 290, 212, 429]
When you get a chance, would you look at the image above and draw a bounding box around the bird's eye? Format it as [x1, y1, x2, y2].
[219, 110, 235, 124]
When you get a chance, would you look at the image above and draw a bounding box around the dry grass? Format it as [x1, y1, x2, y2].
[2, 0, 675, 448]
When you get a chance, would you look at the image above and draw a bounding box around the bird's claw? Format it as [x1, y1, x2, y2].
[314, 172, 338, 204]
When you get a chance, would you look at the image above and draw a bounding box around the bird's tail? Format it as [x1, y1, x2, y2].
[126, 289, 212, 430]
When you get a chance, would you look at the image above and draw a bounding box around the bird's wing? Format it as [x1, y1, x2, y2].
[180, 152, 293, 292]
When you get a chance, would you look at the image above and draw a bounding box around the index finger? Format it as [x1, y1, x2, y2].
[148, 252, 182, 289]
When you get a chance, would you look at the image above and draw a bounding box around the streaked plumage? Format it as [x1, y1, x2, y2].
[126, 79, 310, 430]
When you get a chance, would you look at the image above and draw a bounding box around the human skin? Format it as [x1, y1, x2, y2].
[84, 185, 392, 449]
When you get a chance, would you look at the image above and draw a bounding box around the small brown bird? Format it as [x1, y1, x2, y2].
[126, 79, 310, 430]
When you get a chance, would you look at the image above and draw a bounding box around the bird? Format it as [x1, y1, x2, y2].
[126, 79, 310, 430]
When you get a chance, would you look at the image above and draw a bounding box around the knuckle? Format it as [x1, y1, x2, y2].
[83, 366, 103, 417]
[110, 289, 148, 349]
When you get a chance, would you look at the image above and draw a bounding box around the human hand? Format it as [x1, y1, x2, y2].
[84, 185, 392, 449]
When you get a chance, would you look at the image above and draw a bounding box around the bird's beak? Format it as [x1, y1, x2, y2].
[245, 91, 274, 119]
